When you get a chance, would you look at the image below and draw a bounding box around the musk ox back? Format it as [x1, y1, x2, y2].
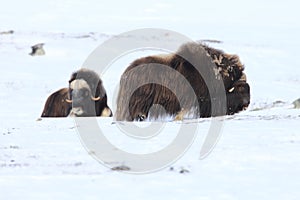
[116, 42, 250, 121]
[41, 68, 112, 117]
[41, 88, 71, 117]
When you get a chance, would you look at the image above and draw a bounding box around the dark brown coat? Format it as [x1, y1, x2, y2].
[41, 88, 71, 117]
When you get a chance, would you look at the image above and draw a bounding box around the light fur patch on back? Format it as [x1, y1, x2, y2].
[240, 73, 247, 81]
[101, 107, 112, 117]
[70, 79, 91, 91]
[153, 54, 173, 62]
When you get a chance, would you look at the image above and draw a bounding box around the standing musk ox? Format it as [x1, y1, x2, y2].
[116, 42, 250, 121]
[41, 68, 112, 117]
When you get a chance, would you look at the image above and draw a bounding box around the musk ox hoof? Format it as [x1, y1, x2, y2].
[136, 114, 146, 121]
[174, 108, 186, 121]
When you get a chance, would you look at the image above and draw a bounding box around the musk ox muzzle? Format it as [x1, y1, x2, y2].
[66, 78, 103, 117]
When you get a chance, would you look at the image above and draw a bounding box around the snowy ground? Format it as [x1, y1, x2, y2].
[1, 1, 300, 200]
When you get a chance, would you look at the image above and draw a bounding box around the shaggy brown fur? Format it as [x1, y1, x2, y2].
[41, 68, 112, 117]
[202, 45, 245, 90]
[41, 88, 71, 117]
[116, 42, 249, 121]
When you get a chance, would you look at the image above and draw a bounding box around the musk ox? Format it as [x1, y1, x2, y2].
[116, 42, 250, 121]
[41, 68, 112, 117]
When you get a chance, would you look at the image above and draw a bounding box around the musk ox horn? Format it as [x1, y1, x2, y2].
[65, 98, 72, 103]
[91, 96, 101, 101]
[228, 87, 235, 93]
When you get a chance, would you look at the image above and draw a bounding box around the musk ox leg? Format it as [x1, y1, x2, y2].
[128, 95, 153, 121]
[151, 85, 181, 119]
[198, 100, 212, 118]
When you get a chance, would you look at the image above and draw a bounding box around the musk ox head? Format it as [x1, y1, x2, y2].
[66, 68, 112, 117]
[41, 68, 112, 118]
[227, 80, 250, 115]
[176, 43, 250, 116]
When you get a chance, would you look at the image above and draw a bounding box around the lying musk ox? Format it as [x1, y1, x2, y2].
[41, 68, 112, 117]
[116, 42, 250, 121]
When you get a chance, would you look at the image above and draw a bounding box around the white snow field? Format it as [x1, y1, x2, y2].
[1, 0, 300, 200]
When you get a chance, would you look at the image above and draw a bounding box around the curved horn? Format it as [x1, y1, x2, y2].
[91, 96, 101, 101]
[228, 87, 235, 93]
[65, 98, 72, 103]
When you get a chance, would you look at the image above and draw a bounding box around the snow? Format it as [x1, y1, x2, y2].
[1, 0, 300, 199]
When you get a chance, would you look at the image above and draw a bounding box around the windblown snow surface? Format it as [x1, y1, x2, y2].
[0, 1, 300, 200]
